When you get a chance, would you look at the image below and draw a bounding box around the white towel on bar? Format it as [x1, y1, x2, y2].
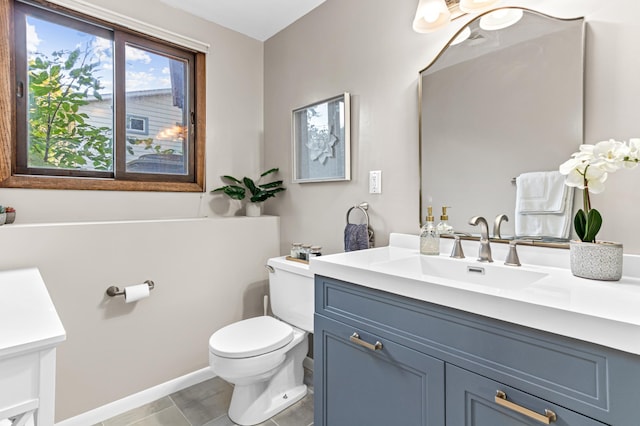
[515, 171, 574, 239]
[516, 171, 567, 214]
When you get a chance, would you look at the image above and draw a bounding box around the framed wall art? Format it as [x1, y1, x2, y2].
[292, 92, 351, 183]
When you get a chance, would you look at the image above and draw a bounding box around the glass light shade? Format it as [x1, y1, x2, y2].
[459, 0, 500, 14]
[479, 8, 524, 31]
[413, 0, 451, 33]
[449, 26, 471, 45]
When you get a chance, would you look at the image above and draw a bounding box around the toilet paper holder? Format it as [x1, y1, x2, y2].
[106, 280, 155, 297]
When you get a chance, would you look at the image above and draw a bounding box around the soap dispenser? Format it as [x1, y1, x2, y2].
[437, 206, 454, 235]
[420, 206, 440, 255]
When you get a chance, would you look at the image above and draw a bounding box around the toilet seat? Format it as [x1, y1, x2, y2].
[209, 316, 294, 359]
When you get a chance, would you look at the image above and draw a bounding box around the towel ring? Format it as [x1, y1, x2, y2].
[345, 202, 375, 248]
[346, 202, 370, 227]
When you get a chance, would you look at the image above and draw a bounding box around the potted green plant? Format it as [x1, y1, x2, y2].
[0, 206, 5, 226]
[559, 138, 639, 280]
[211, 168, 286, 216]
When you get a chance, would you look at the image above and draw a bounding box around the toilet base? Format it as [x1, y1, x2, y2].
[227, 331, 308, 426]
[229, 383, 307, 426]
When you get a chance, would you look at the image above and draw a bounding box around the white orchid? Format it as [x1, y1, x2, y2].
[559, 155, 607, 193]
[591, 139, 629, 171]
[560, 139, 638, 193]
[624, 138, 640, 169]
[559, 138, 639, 242]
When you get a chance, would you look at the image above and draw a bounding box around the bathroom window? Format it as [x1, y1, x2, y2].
[0, 0, 206, 191]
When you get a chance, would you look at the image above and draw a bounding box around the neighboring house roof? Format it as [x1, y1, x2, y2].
[127, 153, 185, 174]
[87, 88, 172, 102]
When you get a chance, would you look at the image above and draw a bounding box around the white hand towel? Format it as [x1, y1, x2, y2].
[514, 172, 574, 239]
[516, 171, 567, 214]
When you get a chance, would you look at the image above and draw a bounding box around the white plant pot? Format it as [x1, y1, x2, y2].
[246, 203, 261, 217]
[569, 240, 623, 281]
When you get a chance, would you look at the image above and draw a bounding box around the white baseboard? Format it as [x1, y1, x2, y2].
[55, 368, 215, 426]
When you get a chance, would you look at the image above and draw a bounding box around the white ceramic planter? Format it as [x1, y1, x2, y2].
[5, 211, 15, 224]
[569, 240, 623, 281]
[246, 203, 261, 217]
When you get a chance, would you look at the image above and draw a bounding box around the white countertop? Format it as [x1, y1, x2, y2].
[0, 268, 66, 359]
[310, 234, 640, 355]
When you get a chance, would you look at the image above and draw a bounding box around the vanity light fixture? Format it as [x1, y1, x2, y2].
[413, 0, 502, 33]
[412, 0, 451, 33]
[459, 0, 500, 13]
[479, 8, 524, 31]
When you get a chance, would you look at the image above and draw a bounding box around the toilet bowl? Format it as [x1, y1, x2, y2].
[208, 256, 314, 426]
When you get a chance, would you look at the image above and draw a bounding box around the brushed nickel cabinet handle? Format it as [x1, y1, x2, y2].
[350, 332, 383, 351]
[495, 390, 557, 424]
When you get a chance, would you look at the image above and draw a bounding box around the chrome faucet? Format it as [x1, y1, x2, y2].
[493, 214, 509, 239]
[469, 216, 493, 262]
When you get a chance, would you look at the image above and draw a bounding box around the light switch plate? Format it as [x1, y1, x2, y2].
[369, 170, 382, 194]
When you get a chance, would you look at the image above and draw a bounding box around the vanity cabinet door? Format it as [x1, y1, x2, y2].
[446, 364, 606, 426]
[314, 315, 445, 426]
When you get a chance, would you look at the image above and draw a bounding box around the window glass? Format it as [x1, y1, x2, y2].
[7, 0, 204, 190]
[124, 45, 188, 175]
[25, 12, 114, 172]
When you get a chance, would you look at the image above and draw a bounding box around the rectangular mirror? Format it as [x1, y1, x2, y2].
[419, 9, 584, 243]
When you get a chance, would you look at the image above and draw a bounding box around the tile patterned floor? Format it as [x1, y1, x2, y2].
[94, 375, 314, 426]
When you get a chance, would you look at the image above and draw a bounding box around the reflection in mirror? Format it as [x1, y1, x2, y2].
[419, 9, 584, 246]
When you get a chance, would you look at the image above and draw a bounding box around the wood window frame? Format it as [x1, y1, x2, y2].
[0, 0, 206, 192]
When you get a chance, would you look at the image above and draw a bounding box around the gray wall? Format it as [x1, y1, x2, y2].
[264, 0, 640, 254]
[0, 218, 279, 421]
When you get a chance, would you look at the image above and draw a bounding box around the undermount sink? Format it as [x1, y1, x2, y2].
[372, 255, 549, 289]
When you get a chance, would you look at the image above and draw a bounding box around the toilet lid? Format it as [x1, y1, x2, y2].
[209, 316, 294, 359]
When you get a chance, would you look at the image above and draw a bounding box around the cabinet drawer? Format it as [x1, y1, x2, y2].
[316, 276, 616, 420]
[314, 314, 445, 426]
[446, 364, 606, 426]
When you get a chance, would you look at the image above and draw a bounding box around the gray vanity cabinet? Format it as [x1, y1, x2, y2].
[446, 365, 604, 425]
[314, 275, 640, 426]
[314, 315, 445, 425]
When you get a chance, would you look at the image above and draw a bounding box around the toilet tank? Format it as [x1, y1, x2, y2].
[267, 256, 314, 333]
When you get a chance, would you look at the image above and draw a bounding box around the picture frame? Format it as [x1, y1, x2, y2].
[292, 92, 351, 183]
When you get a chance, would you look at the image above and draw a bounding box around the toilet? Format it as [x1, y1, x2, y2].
[208, 256, 314, 426]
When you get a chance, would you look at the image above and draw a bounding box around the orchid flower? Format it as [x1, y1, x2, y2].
[559, 138, 639, 242]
